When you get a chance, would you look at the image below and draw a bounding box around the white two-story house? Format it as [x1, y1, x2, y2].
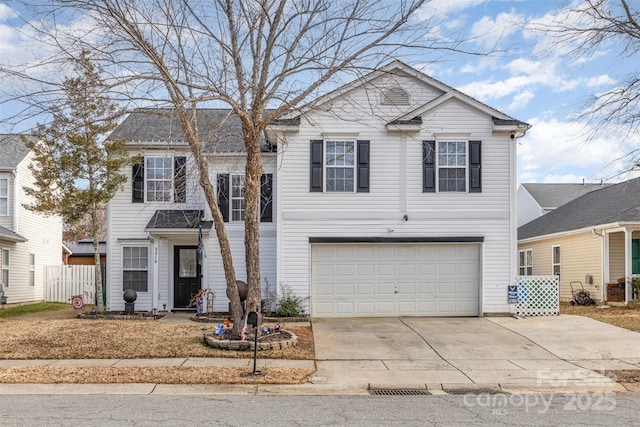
[0, 134, 64, 304]
[106, 61, 529, 316]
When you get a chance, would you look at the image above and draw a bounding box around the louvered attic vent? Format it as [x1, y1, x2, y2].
[381, 87, 410, 105]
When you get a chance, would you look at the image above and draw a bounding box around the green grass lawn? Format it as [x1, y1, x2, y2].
[0, 302, 70, 318]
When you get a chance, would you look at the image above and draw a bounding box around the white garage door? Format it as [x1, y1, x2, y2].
[311, 243, 480, 317]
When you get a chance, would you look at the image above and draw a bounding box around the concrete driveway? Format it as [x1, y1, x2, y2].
[311, 315, 640, 391]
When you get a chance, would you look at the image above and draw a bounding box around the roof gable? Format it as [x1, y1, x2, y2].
[518, 178, 640, 240]
[0, 134, 31, 170]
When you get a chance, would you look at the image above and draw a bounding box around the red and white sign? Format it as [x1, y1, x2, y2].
[71, 295, 84, 310]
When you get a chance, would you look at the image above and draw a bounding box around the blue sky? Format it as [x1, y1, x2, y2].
[1, 0, 638, 185]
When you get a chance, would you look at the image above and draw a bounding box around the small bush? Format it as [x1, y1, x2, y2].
[275, 285, 308, 317]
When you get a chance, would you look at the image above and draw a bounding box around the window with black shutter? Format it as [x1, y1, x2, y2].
[217, 174, 230, 222]
[357, 140, 370, 193]
[422, 141, 435, 192]
[469, 141, 482, 193]
[174, 157, 186, 203]
[260, 174, 273, 222]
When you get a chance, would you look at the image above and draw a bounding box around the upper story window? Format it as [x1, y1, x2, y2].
[422, 140, 482, 193]
[217, 173, 273, 223]
[326, 140, 355, 192]
[132, 156, 186, 203]
[309, 140, 370, 193]
[0, 178, 8, 216]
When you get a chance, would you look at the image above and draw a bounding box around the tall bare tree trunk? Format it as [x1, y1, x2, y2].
[91, 213, 104, 312]
[243, 125, 264, 313]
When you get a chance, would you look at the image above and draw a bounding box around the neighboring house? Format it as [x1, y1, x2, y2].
[0, 134, 64, 304]
[517, 182, 609, 227]
[64, 239, 107, 265]
[518, 177, 640, 303]
[106, 61, 529, 316]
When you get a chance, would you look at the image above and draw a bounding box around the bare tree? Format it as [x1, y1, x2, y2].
[5, 0, 484, 336]
[533, 0, 640, 168]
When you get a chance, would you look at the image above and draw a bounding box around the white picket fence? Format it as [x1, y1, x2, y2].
[44, 265, 96, 304]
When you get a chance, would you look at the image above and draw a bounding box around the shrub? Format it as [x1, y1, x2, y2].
[275, 284, 308, 317]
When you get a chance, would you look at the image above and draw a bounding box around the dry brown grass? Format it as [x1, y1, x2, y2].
[0, 306, 315, 384]
[560, 302, 640, 332]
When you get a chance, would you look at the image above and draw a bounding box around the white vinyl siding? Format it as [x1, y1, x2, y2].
[278, 74, 515, 315]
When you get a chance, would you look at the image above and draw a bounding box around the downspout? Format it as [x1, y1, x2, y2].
[591, 228, 606, 302]
[146, 231, 159, 312]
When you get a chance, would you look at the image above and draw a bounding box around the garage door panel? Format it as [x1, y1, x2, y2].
[311, 244, 480, 317]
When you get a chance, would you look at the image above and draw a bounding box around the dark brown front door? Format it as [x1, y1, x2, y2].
[174, 246, 201, 309]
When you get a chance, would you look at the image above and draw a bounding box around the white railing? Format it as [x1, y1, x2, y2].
[515, 275, 560, 316]
[44, 265, 96, 304]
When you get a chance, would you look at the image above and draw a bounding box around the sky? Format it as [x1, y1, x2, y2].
[0, 0, 639, 185]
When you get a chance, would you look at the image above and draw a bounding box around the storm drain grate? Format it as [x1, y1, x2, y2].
[369, 389, 431, 396]
[443, 388, 506, 395]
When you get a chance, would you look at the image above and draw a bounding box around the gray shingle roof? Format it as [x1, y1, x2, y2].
[0, 134, 31, 170]
[65, 239, 107, 256]
[522, 183, 610, 209]
[109, 109, 276, 153]
[145, 210, 213, 230]
[0, 225, 27, 242]
[518, 177, 640, 240]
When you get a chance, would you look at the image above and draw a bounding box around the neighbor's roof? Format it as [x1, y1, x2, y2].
[109, 109, 275, 154]
[518, 177, 640, 241]
[0, 225, 27, 243]
[0, 134, 31, 171]
[65, 239, 107, 257]
[145, 210, 213, 230]
[521, 183, 610, 210]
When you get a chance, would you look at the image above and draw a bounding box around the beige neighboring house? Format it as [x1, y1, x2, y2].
[517, 177, 640, 303]
[0, 134, 64, 304]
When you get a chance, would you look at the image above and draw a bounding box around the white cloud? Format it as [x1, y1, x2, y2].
[0, 4, 18, 21]
[508, 90, 534, 111]
[470, 11, 524, 49]
[517, 117, 639, 183]
[416, 0, 486, 18]
[585, 75, 616, 88]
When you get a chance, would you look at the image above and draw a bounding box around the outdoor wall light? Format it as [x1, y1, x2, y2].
[403, 214, 408, 221]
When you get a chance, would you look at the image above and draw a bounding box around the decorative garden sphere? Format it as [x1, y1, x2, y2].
[123, 288, 138, 303]
[236, 280, 248, 302]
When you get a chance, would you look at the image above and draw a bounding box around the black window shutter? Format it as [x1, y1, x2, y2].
[310, 140, 323, 192]
[132, 158, 144, 203]
[357, 140, 370, 193]
[422, 141, 436, 192]
[260, 174, 273, 222]
[217, 174, 230, 222]
[469, 140, 482, 193]
[174, 157, 186, 203]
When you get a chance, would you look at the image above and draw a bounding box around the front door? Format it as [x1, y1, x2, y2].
[174, 246, 201, 309]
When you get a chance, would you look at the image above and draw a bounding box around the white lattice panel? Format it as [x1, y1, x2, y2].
[515, 276, 559, 316]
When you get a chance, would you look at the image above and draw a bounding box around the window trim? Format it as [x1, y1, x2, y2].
[518, 249, 533, 276]
[0, 177, 8, 216]
[552, 245, 561, 279]
[145, 156, 174, 202]
[230, 174, 246, 222]
[1, 248, 9, 289]
[121, 245, 149, 293]
[436, 140, 468, 192]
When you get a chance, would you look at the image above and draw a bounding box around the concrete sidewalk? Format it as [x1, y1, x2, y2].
[0, 314, 637, 395]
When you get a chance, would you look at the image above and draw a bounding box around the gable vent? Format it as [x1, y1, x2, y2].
[381, 87, 410, 105]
